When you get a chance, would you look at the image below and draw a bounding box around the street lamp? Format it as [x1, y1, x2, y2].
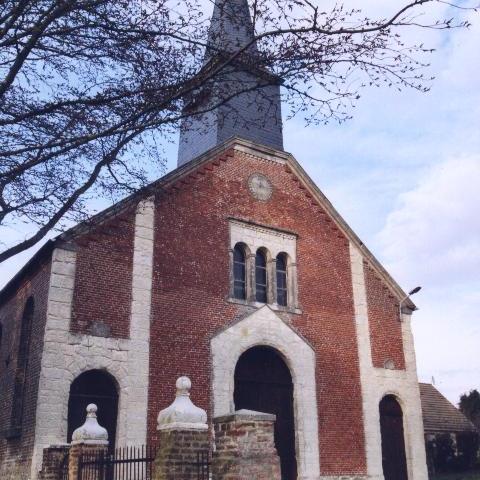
[399, 286, 422, 320]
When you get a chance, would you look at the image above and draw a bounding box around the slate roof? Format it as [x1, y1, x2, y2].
[205, 0, 258, 61]
[419, 383, 476, 434]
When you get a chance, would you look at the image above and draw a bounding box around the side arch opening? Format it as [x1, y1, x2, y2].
[380, 394, 408, 480]
[67, 369, 119, 447]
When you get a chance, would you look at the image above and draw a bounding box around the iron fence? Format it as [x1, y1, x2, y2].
[77, 445, 210, 480]
[78, 445, 157, 480]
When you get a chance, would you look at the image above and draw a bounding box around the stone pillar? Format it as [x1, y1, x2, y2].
[247, 253, 256, 303]
[212, 409, 281, 480]
[267, 258, 277, 305]
[38, 445, 70, 480]
[154, 377, 209, 480]
[68, 404, 109, 480]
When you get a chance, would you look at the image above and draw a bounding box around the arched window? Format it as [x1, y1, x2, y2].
[233, 244, 247, 300]
[68, 370, 119, 448]
[255, 249, 268, 303]
[276, 253, 288, 307]
[8, 297, 34, 437]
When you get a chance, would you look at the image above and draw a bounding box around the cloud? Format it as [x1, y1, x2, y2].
[374, 155, 480, 403]
[284, 8, 480, 403]
[377, 156, 480, 286]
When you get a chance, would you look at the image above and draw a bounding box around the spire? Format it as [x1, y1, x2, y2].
[177, 0, 283, 166]
[204, 0, 258, 62]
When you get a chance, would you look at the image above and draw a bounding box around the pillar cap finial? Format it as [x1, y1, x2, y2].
[157, 376, 208, 431]
[72, 404, 109, 445]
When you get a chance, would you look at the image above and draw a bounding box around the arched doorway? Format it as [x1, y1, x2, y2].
[234, 346, 297, 480]
[67, 370, 119, 448]
[380, 395, 408, 480]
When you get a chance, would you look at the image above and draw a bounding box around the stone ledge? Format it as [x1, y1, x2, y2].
[214, 409, 276, 424]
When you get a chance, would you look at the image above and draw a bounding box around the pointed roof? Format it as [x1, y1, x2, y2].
[204, 0, 258, 62]
[177, 0, 283, 166]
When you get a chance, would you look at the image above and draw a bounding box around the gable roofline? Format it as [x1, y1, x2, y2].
[0, 239, 56, 304]
[222, 137, 417, 310]
[1, 135, 416, 310]
[282, 147, 417, 311]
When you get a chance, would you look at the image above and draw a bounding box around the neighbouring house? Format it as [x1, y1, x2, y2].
[420, 383, 479, 475]
[0, 1, 430, 479]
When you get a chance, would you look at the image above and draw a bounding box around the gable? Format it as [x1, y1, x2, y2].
[1, 136, 414, 310]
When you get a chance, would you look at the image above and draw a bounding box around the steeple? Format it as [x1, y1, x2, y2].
[204, 0, 259, 61]
[177, 0, 283, 166]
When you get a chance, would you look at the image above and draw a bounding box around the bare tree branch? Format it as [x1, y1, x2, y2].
[0, 0, 475, 262]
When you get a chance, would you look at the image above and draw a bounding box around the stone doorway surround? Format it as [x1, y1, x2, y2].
[210, 306, 320, 480]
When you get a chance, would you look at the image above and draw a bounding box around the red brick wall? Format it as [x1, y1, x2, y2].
[365, 261, 406, 370]
[148, 150, 366, 475]
[71, 212, 135, 338]
[0, 259, 51, 479]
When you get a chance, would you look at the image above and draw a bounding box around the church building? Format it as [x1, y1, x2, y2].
[0, 1, 428, 479]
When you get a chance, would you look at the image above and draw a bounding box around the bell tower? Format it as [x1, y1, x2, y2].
[177, 0, 284, 166]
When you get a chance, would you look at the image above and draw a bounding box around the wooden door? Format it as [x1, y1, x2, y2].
[380, 395, 408, 480]
[234, 346, 297, 480]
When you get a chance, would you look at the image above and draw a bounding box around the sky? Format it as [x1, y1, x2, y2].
[0, 1, 479, 405]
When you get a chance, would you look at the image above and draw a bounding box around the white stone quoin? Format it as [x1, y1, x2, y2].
[157, 377, 208, 431]
[72, 404, 109, 445]
[349, 243, 428, 480]
[31, 198, 155, 478]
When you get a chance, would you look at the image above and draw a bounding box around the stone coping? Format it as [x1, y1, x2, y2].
[158, 422, 209, 432]
[214, 409, 276, 423]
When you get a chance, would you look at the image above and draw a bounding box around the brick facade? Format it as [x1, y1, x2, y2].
[365, 262, 406, 370]
[0, 259, 51, 479]
[0, 139, 423, 480]
[147, 148, 366, 474]
[71, 212, 135, 338]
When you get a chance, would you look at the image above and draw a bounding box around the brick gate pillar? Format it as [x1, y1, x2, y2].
[212, 409, 281, 480]
[38, 445, 70, 480]
[154, 377, 209, 480]
[68, 404, 109, 480]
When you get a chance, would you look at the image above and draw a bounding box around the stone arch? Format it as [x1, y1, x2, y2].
[51, 354, 131, 450]
[211, 306, 320, 480]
